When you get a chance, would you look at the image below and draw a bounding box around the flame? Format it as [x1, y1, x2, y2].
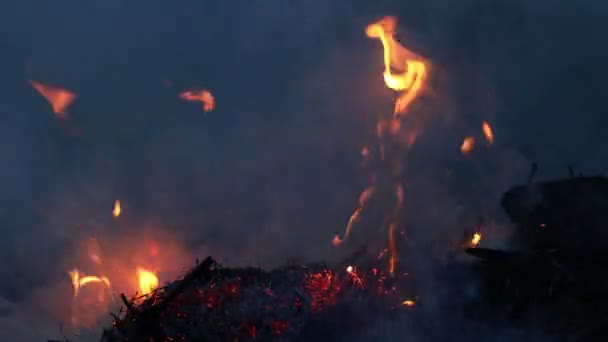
[69, 269, 111, 298]
[460, 137, 474, 155]
[179, 89, 215, 112]
[402, 299, 415, 307]
[482, 121, 494, 144]
[112, 200, 121, 218]
[29, 80, 77, 117]
[365, 16, 427, 115]
[136, 267, 159, 296]
[471, 233, 481, 247]
[388, 223, 398, 274]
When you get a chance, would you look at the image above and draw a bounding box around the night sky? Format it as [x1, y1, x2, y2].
[0, 0, 607, 340]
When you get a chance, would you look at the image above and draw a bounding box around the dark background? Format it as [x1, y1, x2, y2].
[0, 0, 607, 340]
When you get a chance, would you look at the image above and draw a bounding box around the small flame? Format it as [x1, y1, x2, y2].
[112, 200, 121, 218]
[402, 299, 415, 307]
[136, 267, 159, 296]
[69, 269, 111, 298]
[482, 121, 494, 144]
[30, 80, 77, 117]
[346, 265, 353, 273]
[179, 89, 215, 112]
[332, 234, 343, 246]
[471, 232, 482, 247]
[460, 137, 474, 155]
[365, 16, 427, 115]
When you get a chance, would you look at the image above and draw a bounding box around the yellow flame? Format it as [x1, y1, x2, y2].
[112, 200, 121, 218]
[69, 269, 111, 298]
[136, 267, 159, 296]
[471, 233, 481, 246]
[402, 299, 415, 307]
[365, 16, 427, 115]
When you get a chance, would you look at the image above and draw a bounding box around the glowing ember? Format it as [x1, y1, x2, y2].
[365, 16, 427, 115]
[482, 121, 494, 144]
[69, 269, 111, 298]
[137, 267, 159, 296]
[402, 299, 415, 307]
[331, 234, 343, 246]
[461, 137, 474, 155]
[112, 199, 121, 218]
[471, 232, 482, 247]
[179, 89, 215, 112]
[346, 265, 354, 273]
[29, 80, 77, 117]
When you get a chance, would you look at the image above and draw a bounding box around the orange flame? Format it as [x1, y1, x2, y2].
[69, 269, 111, 298]
[482, 121, 494, 144]
[388, 223, 398, 274]
[471, 232, 481, 247]
[460, 137, 474, 155]
[29, 80, 77, 117]
[402, 299, 415, 307]
[112, 200, 121, 218]
[136, 267, 159, 296]
[179, 89, 215, 112]
[365, 16, 427, 115]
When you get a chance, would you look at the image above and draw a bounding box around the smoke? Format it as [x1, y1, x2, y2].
[0, 0, 606, 340]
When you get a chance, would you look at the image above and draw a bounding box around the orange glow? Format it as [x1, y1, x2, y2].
[332, 207, 362, 246]
[471, 232, 481, 247]
[402, 299, 415, 307]
[388, 223, 398, 274]
[179, 89, 215, 112]
[69, 269, 111, 298]
[136, 267, 159, 296]
[460, 137, 474, 155]
[30, 80, 77, 117]
[112, 200, 121, 218]
[482, 121, 494, 144]
[365, 16, 427, 115]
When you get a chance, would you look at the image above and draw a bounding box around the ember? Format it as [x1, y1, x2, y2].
[29, 80, 77, 117]
[482, 120, 494, 144]
[101, 256, 413, 341]
[179, 88, 215, 112]
[461, 136, 474, 155]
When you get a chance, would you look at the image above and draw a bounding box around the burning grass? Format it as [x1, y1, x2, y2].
[100, 251, 415, 341]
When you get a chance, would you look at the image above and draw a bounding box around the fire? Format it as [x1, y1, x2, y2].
[69, 269, 111, 298]
[482, 121, 494, 144]
[402, 299, 415, 307]
[29, 80, 77, 117]
[179, 89, 215, 112]
[471, 232, 482, 247]
[112, 200, 121, 217]
[136, 267, 159, 296]
[460, 136, 474, 155]
[365, 16, 427, 115]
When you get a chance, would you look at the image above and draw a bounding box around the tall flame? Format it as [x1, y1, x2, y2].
[29, 80, 77, 117]
[365, 16, 427, 115]
[136, 267, 159, 296]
